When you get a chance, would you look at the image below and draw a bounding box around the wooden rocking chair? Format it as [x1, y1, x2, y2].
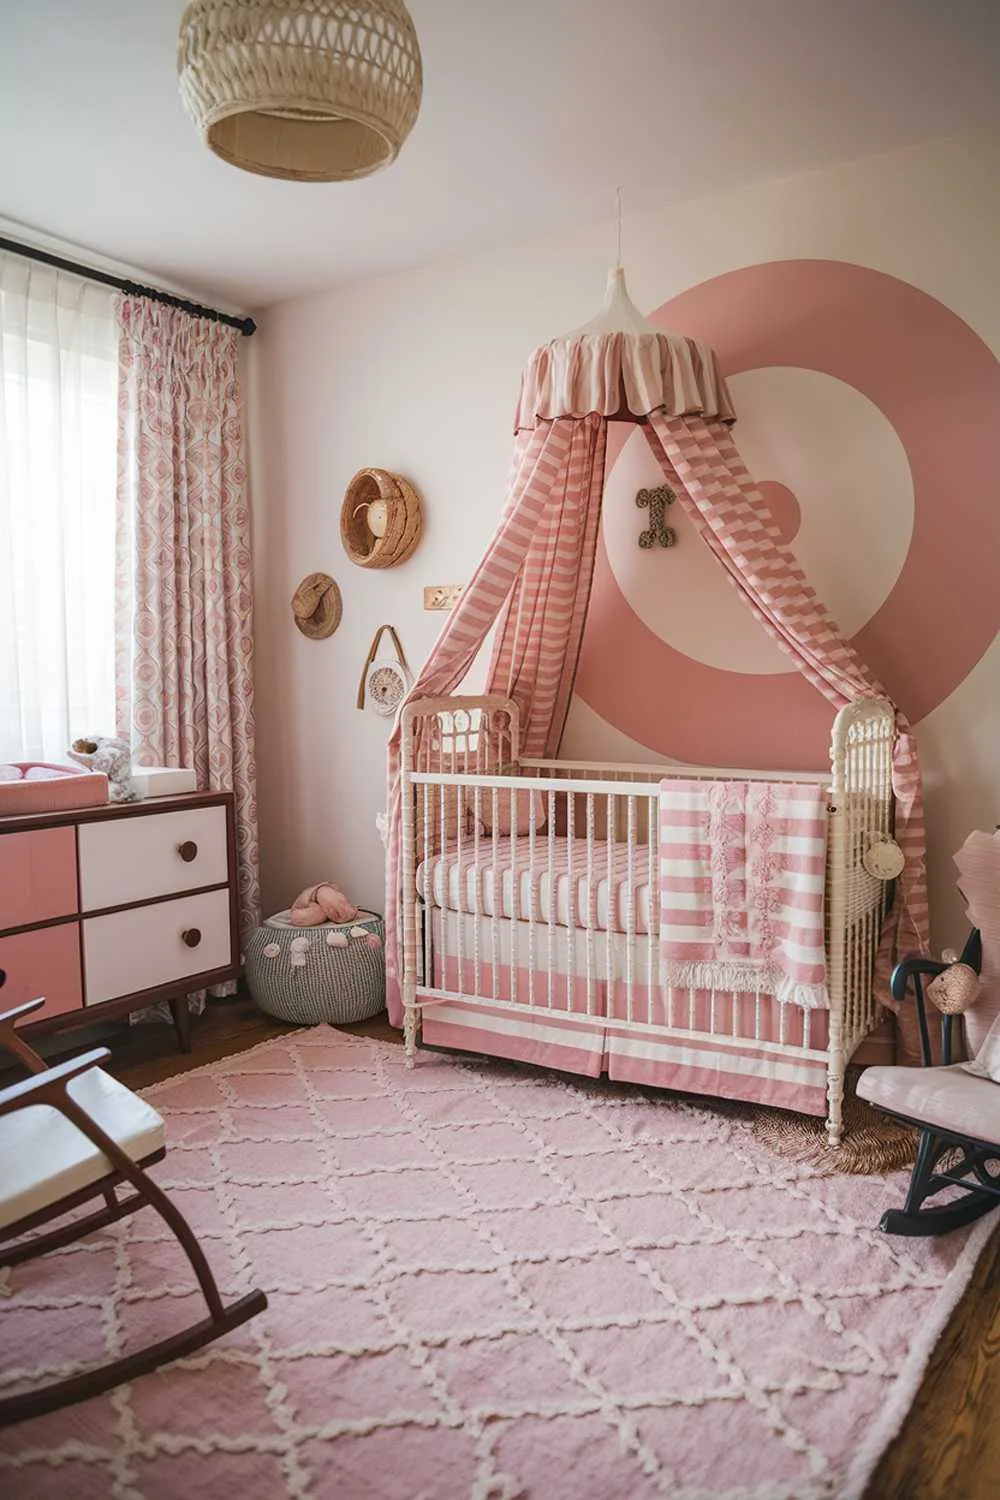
[0, 997, 267, 1427]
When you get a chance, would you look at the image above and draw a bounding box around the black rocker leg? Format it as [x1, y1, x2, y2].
[880, 1128, 999, 1236]
[881, 1188, 998, 1237]
[902, 1128, 940, 1215]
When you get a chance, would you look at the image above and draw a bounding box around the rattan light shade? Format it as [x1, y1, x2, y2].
[178, 1, 422, 182]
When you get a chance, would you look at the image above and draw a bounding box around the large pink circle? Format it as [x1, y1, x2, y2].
[575, 260, 1000, 768]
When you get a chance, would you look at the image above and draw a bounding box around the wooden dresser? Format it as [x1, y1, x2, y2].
[0, 791, 239, 1052]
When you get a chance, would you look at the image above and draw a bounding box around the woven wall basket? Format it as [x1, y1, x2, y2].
[178, 1, 422, 183]
[341, 468, 422, 569]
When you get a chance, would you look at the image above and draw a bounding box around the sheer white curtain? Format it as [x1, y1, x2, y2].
[0, 254, 118, 762]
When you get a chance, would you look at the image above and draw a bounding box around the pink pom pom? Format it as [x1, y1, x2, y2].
[366, 933, 382, 950]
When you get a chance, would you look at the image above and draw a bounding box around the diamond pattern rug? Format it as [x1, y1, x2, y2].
[0, 1027, 995, 1499]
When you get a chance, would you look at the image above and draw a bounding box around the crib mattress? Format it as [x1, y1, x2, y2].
[416, 836, 654, 935]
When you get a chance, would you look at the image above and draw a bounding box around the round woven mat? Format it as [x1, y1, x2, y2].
[751, 1087, 918, 1176]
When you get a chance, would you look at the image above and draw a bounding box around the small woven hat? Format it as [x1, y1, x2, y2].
[291, 573, 342, 640]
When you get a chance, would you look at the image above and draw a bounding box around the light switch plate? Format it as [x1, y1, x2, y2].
[424, 585, 463, 611]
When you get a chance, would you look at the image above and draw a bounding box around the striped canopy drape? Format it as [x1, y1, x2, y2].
[643, 414, 928, 978]
[383, 328, 929, 1025]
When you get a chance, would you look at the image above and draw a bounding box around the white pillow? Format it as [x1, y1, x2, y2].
[962, 1006, 1000, 1083]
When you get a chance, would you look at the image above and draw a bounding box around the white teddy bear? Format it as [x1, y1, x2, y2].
[68, 735, 138, 803]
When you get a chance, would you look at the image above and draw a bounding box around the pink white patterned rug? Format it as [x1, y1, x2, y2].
[1, 1027, 995, 1500]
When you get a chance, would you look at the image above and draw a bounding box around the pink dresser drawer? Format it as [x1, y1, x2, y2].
[0, 826, 79, 932]
[0, 922, 83, 1020]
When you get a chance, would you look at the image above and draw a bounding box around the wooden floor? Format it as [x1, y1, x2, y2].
[99, 990, 400, 1090]
[26, 997, 1000, 1498]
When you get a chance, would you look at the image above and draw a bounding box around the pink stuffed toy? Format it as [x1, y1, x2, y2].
[289, 881, 360, 928]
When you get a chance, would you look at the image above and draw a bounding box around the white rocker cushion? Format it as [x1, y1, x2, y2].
[0, 1067, 165, 1231]
[858, 1062, 1000, 1147]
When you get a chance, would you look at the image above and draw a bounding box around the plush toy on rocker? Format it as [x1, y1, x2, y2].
[289, 881, 360, 928]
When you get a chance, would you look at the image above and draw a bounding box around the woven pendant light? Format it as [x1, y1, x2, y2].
[178, 1, 422, 182]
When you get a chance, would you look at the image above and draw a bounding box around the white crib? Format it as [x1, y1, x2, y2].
[398, 694, 897, 1144]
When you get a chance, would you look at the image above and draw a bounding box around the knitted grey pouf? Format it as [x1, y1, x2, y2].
[245, 909, 385, 1025]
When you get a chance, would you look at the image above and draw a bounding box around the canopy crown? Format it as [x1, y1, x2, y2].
[516, 269, 735, 431]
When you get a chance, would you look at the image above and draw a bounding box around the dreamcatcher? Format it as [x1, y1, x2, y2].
[357, 624, 412, 717]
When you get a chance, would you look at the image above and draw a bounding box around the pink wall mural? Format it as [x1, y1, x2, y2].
[575, 260, 1000, 768]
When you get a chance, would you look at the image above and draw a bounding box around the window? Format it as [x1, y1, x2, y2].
[0, 257, 119, 762]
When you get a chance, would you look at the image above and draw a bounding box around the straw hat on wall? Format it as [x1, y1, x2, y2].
[291, 573, 342, 639]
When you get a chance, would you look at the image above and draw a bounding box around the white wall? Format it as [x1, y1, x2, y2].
[250, 128, 1000, 948]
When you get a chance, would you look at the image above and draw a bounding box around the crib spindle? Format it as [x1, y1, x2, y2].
[625, 793, 636, 1024]
[605, 792, 614, 1022]
[455, 735, 466, 988]
[422, 780, 431, 988]
[527, 788, 538, 1007]
[491, 785, 500, 1005]
[473, 783, 482, 998]
[547, 788, 556, 1010]
[585, 792, 596, 1018]
[647, 794, 656, 1026]
[567, 790, 576, 1012]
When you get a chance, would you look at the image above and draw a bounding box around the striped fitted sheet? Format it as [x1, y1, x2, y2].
[416, 836, 655, 936]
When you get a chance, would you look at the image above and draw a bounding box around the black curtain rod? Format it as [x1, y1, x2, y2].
[0, 234, 256, 337]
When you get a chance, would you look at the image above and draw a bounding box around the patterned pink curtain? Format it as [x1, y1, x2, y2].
[116, 298, 260, 938]
[384, 415, 607, 1021]
[644, 411, 929, 978]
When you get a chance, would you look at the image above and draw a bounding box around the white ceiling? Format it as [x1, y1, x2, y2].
[2, 0, 998, 311]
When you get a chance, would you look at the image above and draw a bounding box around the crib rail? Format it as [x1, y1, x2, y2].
[522, 757, 833, 786]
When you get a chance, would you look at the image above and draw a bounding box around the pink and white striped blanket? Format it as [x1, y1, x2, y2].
[659, 778, 830, 1009]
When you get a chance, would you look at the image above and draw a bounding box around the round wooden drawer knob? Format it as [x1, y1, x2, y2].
[182, 928, 202, 949]
[178, 841, 199, 862]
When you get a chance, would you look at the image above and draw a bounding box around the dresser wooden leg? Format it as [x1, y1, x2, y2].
[169, 996, 193, 1053]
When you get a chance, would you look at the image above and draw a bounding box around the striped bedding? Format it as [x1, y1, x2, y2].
[422, 912, 835, 1114]
[423, 912, 893, 1115]
[416, 836, 655, 935]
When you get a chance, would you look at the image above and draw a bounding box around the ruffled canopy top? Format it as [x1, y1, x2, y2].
[515, 329, 735, 432]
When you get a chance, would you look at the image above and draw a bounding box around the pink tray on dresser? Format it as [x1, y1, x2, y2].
[0, 763, 109, 817]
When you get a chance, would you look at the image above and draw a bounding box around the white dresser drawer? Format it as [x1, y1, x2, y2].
[83, 888, 232, 1005]
[78, 805, 229, 912]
